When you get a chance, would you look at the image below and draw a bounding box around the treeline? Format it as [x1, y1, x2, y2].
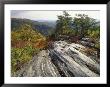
[51, 11, 99, 40]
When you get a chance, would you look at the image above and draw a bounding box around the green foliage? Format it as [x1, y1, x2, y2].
[55, 11, 99, 38]
[55, 11, 100, 50]
[11, 47, 31, 73]
[11, 24, 46, 74]
[87, 28, 100, 39]
[11, 44, 40, 73]
[55, 11, 73, 36]
[12, 24, 45, 41]
[73, 14, 99, 38]
[62, 28, 76, 35]
[11, 24, 46, 46]
[95, 43, 100, 49]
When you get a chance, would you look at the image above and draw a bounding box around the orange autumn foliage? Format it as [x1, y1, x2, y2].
[33, 39, 48, 49]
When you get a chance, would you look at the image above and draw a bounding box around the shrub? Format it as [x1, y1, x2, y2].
[11, 24, 46, 74]
[11, 44, 40, 73]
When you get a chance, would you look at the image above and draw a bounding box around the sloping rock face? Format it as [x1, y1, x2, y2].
[13, 41, 100, 77]
[49, 41, 100, 77]
[79, 38, 96, 47]
[13, 50, 60, 77]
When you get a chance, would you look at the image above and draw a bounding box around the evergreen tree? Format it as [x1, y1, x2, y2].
[55, 11, 73, 36]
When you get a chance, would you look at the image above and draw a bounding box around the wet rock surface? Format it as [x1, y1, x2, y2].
[12, 41, 100, 77]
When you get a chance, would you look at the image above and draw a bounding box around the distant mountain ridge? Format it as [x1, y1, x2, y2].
[37, 20, 56, 28]
[11, 18, 56, 36]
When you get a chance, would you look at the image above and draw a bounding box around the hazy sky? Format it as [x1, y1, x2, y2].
[11, 10, 100, 20]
